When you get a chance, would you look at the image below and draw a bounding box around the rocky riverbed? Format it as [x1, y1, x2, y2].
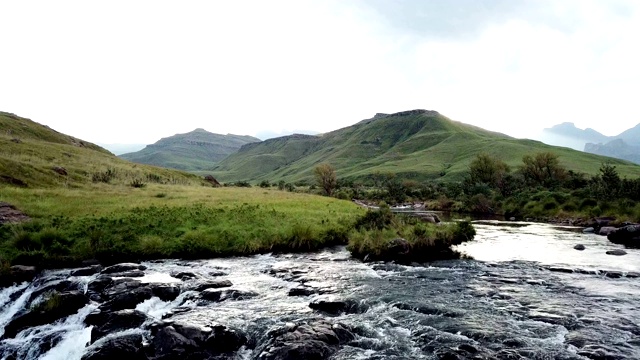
[1, 220, 639, 359]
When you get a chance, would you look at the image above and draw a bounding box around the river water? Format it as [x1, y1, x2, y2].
[1, 220, 639, 359]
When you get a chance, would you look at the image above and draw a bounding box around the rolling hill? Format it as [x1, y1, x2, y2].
[0, 111, 201, 188]
[120, 129, 260, 171]
[212, 110, 640, 183]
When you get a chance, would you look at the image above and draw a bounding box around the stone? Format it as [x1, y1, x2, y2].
[101, 263, 147, 274]
[288, 287, 316, 297]
[150, 284, 181, 302]
[152, 326, 197, 357]
[309, 297, 365, 315]
[201, 288, 258, 302]
[253, 320, 354, 360]
[52, 166, 67, 176]
[70, 265, 103, 277]
[598, 226, 617, 236]
[99, 286, 153, 312]
[573, 244, 586, 251]
[81, 334, 146, 360]
[85, 309, 149, 343]
[3, 291, 89, 339]
[0, 202, 30, 225]
[606, 249, 627, 256]
[582, 227, 595, 233]
[194, 280, 233, 291]
[607, 224, 640, 248]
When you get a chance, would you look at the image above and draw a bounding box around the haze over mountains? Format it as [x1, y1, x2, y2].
[539, 122, 640, 164]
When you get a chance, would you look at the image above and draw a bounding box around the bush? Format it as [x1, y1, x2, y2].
[259, 180, 271, 188]
[130, 179, 146, 188]
[91, 168, 117, 183]
[354, 205, 393, 230]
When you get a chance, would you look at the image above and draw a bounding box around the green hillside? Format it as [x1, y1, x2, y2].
[213, 110, 640, 183]
[0, 112, 202, 188]
[120, 128, 260, 171]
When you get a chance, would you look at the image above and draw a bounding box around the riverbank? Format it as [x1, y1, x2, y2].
[0, 184, 476, 275]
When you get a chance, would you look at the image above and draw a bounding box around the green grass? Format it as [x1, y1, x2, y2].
[212, 111, 640, 183]
[0, 185, 365, 267]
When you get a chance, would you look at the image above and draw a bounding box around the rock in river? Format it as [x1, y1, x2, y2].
[101, 263, 147, 274]
[606, 249, 627, 256]
[574, 244, 586, 251]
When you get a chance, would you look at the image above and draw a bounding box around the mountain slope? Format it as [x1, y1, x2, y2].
[213, 110, 640, 183]
[0, 111, 201, 188]
[120, 129, 260, 171]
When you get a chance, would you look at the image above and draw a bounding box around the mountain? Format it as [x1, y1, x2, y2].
[0, 111, 199, 188]
[585, 139, 640, 165]
[119, 129, 261, 171]
[616, 124, 640, 146]
[212, 110, 640, 183]
[538, 122, 609, 151]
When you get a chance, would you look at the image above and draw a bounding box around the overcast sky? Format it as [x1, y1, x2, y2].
[1, 0, 639, 144]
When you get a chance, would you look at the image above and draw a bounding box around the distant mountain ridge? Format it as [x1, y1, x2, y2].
[120, 129, 260, 171]
[212, 109, 640, 183]
[541, 122, 640, 164]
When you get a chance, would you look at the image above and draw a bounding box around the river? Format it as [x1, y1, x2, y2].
[1, 220, 639, 359]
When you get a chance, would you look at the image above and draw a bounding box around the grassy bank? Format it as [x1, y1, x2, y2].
[0, 185, 365, 267]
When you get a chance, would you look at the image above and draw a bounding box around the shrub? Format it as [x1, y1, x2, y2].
[354, 205, 393, 230]
[91, 168, 117, 183]
[130, 179, 146, 188]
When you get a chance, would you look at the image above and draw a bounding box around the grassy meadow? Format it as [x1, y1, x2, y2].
[0, 185, 366, 267]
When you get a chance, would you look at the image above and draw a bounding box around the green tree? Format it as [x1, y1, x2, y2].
[468, 153, 510, 190]
[521, 152, 567, 188]
[314, 163, 337, 196]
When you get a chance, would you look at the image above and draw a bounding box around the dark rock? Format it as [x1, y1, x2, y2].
[194, 280, 233, 291]
[108, 270, 145, 278]
[102, 278, 142, 298]
[10, 265, 39, 284]
[87, 276, 113, 294]
[52, 166, 67, 176]
[608, 224, 640, 247]
[598, 226, 617, 236]
[606, 249, 627, 256]
[86, 309, 149, 343]
[101, 263, 146, 274]
[204, 175, 221, 187]
[208, 270, 228, 277]
[605, 271, 624, 278]
[254, 320, 354, 360]
[3, 291, 89, 339]
[99, 286, 153, 312]
[150, 284, 181, 301]
[170, 271, 199, 280]
[309, 297, 365, 315]
[152, 326, 197, 357]
[386, 238, 410, 256]
[204, 324, 248, 353]
[288, 287, 316, 297]
[0, 202, 30, 225]
[548, 267, 574, 274]
[71, 265, 103, 277]
[81, 334, 146, 360]
[573, 244, 586, 251]
[201, 288, 258, 302]
[418, 213, 441, 224]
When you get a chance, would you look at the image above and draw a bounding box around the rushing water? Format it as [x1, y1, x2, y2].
[1, 220, 639, 359]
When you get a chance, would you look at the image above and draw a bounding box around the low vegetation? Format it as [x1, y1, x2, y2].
[0, 185, 365, 267]
[347, 205, 476, 262]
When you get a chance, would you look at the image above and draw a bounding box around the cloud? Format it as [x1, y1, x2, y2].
[0, 0, 638, 144]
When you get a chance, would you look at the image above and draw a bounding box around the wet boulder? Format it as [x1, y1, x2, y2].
[152, 326, 197, 358]
[582, 227, 595, 234]
[87, 275, 114, 294]
[107, 270, 145, 278]
[309, 297, 366, 315]
[150, 284, 181, 302]
[99, 285, 154, 312]
[254, 320, 354, 360]
[1, 265, 39, 287]
[170, 271, 199, 280]
[606, 249, 627, 256]
[85, 309, 149, 343]
[573, 244, 586, 251]
[204, 324, 248, 353]
[101, 263, 147, 274]
[102, 278, 142, 298]
[607, 224, 640, 248]
[151, 321, 247, 355]
[71, 265, 103, 277]
[193, 280, 233, 291]
[81, 333, 146, 360]
[598, 227, 617, 236]
[289, 287, 316, 297]
[3, 291, 89, 339]
[201, 288, 258, 302]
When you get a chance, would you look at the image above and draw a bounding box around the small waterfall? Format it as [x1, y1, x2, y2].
[0, 282, 32, 338]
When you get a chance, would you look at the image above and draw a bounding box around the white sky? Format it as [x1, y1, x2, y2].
[1, 0, 639, 144]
